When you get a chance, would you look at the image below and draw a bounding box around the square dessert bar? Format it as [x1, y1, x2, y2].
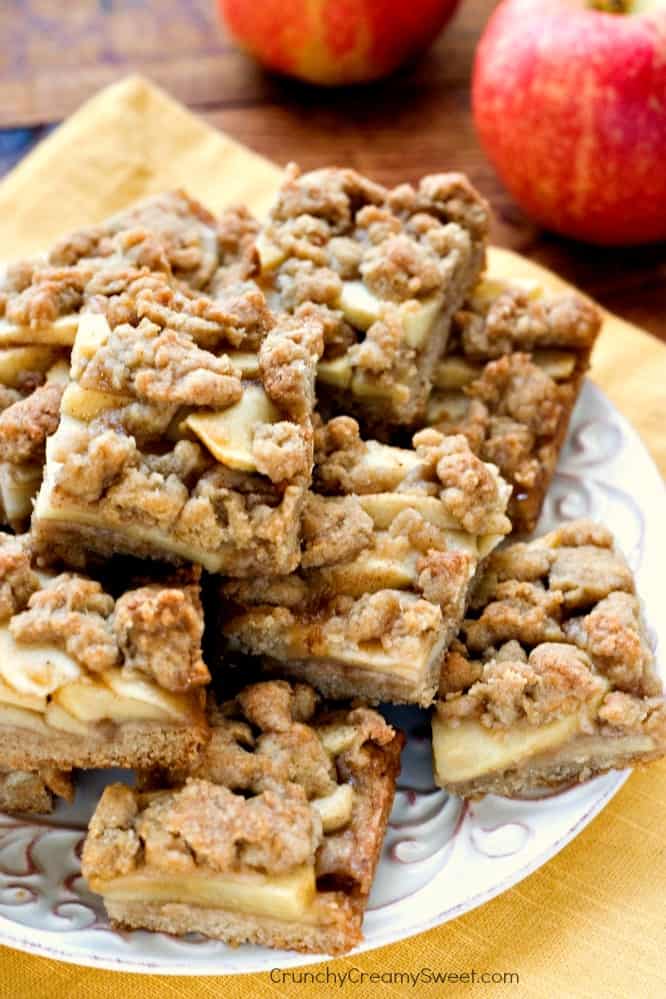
[32, 277, 323, 575]
[0, 190, 230, 350]
[424, 278, 602, 533]
[220, 418, 512, 706]
[0, 534, 209, 781]
[82, 679, 403, 955]
[0, 191, 243, 529]
[432, 520, 665, 798]
[253, 164, 489, 429]
[0, 768, 73, 815]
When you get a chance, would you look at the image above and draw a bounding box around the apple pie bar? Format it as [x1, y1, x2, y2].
[0, 190, 228, 352]
[32, 276, 323, 575]
[0, 534, 209, 777]
[432, 520, 665, 797]
[252, 164, 489, 429]
[0, 191, 241, 528]
[82, 679, 403, 955]
[220, 418, 512, 705]
[425, 278, 602, 532]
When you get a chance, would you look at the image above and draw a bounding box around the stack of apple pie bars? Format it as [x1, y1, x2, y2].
[0, 164, 662, 956]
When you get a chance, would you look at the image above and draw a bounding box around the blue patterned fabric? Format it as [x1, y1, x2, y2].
[0, 125, 55, 178]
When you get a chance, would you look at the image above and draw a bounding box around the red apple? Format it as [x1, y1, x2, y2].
[473, 0, 666, 245]
[219, 0, 460, 86]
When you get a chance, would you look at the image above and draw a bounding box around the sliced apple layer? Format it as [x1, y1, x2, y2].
[338, 280, 444, 350]
[432, 712, 585, 785]
[0, 314, 79, 348]
[186, 384, 280, 472]
[0, 640, 198, 733]
[89, 864, 317, 921]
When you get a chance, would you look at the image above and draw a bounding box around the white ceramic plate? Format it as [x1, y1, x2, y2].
[0, 380, 663, 974]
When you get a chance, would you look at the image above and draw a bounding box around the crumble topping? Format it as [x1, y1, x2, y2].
[258, 308, 324, 422]
[414, 429, 507, 534]
[118, 680, 396, 887]
[113, 583, 209, 693]
[1, 192, 237, 346]
[221, 418, 510, 705]
[49, 191, 222, 290]
[80, 315, 242, 408]
[597, 692, 666, 741]
[267, 167, 487, 297]
[37, 273, 322, 575]
[10, 573, 118, 672]
[2, 556, 208, 692]
[424, 281, 602, 532]
[0, 534, 40, 621]
[3, 267, 88, 326]
[340, 590, 442, 646]
[457, 284, 600, 360]
[83, 778, 321, 881]
[215, 205, 260, 271]
[438, 521, 661, 732]
[300, 493, 374, 569]
[438, 641, 607, 728]
[314, 418, 511, 535]
[82, 784, 141, 879]
[0, 381, 64, 464]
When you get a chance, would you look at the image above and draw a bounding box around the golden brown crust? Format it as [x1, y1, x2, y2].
[0, 719, 208, 773]
[104, 892, 364, 956]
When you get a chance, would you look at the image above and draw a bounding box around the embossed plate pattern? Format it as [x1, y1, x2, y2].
[0, 381, 663, 974]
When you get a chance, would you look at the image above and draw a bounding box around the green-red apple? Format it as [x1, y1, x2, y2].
[219, 0, 460, 86]
[473, 0, 666, 244]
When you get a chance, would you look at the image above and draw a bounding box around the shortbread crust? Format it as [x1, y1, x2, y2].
[432, 520, 665, 797]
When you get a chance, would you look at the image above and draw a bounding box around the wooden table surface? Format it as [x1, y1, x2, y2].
[2, 0, 665, 343]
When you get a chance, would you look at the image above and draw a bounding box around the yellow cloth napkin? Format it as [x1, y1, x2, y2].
[0, 76, 664, 999]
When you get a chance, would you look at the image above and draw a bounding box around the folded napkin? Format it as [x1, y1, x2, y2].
[0, 76, 663, 999]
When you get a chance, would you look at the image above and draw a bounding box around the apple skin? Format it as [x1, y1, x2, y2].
[219, 0, 460, 86]
[473, 0, 666, 245]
